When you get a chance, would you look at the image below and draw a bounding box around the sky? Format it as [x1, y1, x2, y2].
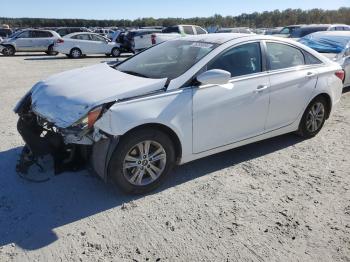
[1, 0, 350, 20]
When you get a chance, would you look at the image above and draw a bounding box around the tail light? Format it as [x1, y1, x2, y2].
[56, 38, 64, 44]
[151, 34, 156, 45]
[335, 70, 345, 82]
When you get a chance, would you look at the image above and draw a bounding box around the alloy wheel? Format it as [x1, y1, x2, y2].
[2, 47, 14, 56]
[306, 102, 325, 133]
[71, 49, 81, 58]
[122, 140, 167, 186]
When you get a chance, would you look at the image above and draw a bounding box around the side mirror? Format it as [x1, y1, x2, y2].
[197, 69, 231, 85]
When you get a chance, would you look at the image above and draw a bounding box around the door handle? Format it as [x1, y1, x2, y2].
[254, 85, 268, 93]
[306, 71, 316, 78]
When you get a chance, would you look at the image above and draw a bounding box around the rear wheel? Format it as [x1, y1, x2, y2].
[111, 47, 120, 57]
[46, 44, 58, 56]
[70, 48, 82, 59]
[108, 128, 175, 194]
[2, 45, 15, 56]
[297, 96, 328, 138]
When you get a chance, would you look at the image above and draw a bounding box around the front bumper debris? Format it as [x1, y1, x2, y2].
[16, 113, 89, 175]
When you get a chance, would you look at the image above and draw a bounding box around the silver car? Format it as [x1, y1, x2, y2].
[299, 31, 350, 87]
[0, 29, 60, 56]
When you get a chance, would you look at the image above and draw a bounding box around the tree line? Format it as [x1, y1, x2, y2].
[1, 7, 350, 29]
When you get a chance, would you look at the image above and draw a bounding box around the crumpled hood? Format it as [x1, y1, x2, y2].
[30, 63, 167, 128]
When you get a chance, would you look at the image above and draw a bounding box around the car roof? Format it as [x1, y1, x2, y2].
[64, 32, 107, 38]
[65, 32, 92, 37]
[130, 28, 162, 32]
[178, 33, 318, 48]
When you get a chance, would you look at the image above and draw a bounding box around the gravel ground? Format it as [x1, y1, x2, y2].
[0, 53, 349, 262]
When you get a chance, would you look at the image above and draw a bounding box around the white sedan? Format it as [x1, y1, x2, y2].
[15, 34, 344, 194]
[53, 32, 121, 58]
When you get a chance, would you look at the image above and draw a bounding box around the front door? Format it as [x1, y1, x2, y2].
[15, 31, 34, 51]
[192, 42, 270, 153]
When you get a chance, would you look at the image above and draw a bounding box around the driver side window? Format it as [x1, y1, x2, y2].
[208, 42, 262, 77]
[18, 31, 31, 38]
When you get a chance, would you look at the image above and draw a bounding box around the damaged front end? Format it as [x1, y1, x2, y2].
[15, 93, 113, 178]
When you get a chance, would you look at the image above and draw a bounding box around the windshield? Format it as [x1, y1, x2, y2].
[116, 40, 217, 79]
[8, 30, 22, 39]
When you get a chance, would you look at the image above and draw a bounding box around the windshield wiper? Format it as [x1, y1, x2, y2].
[120, 70, 149, 78]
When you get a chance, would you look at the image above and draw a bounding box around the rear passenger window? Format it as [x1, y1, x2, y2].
[195, 26, 206, 34]
[74, 34, 91, 40]
[183, 26, 195, 35]
[304, 52, 322, 65]
[267, 42, 305, 70]
[34, 31, 52, 38]
[208, 42, 262, 77]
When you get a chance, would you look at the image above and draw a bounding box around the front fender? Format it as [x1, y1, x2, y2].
[94, 88, 193, 159]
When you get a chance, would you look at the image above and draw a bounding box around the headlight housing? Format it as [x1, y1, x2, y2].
[73, 106, 103, 130]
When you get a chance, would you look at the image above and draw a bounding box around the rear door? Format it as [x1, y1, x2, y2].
[89, 34, 109, 53]
[32, 31, 54, 51]
[264, 41, 321, 131]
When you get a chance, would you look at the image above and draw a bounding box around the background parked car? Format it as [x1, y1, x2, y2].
[277, 24, 350, 39]
[54, 27, 91, 37]
[216, 27, 254, 34]
[140, 25, 208, 51]
[54, 32, 120, 58]
[299, 31, 350, 87]
[128, 28, 162, 53]
[264, 27, 284, 35]
[0, 28, 13, 39]
[0, 29, 60, 56]
[94, 28, 115, 39]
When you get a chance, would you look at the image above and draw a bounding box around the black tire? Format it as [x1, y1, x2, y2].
[46, 45, 58, 56]
[111, 47, 120, 57]
[108, 128, 176, 194]
[297, 96, 329, 138]
[1, 45, 15, 56]
[70, 48, 82, 59]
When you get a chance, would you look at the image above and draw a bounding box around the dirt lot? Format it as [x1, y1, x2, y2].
[0, 53, 349, 262]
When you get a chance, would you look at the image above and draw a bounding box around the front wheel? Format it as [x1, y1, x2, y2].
[70, 48, 82, 59]
[297, 96, 328, 138]
[108, 129, 175, 194]
[1, 45, 15, 56]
